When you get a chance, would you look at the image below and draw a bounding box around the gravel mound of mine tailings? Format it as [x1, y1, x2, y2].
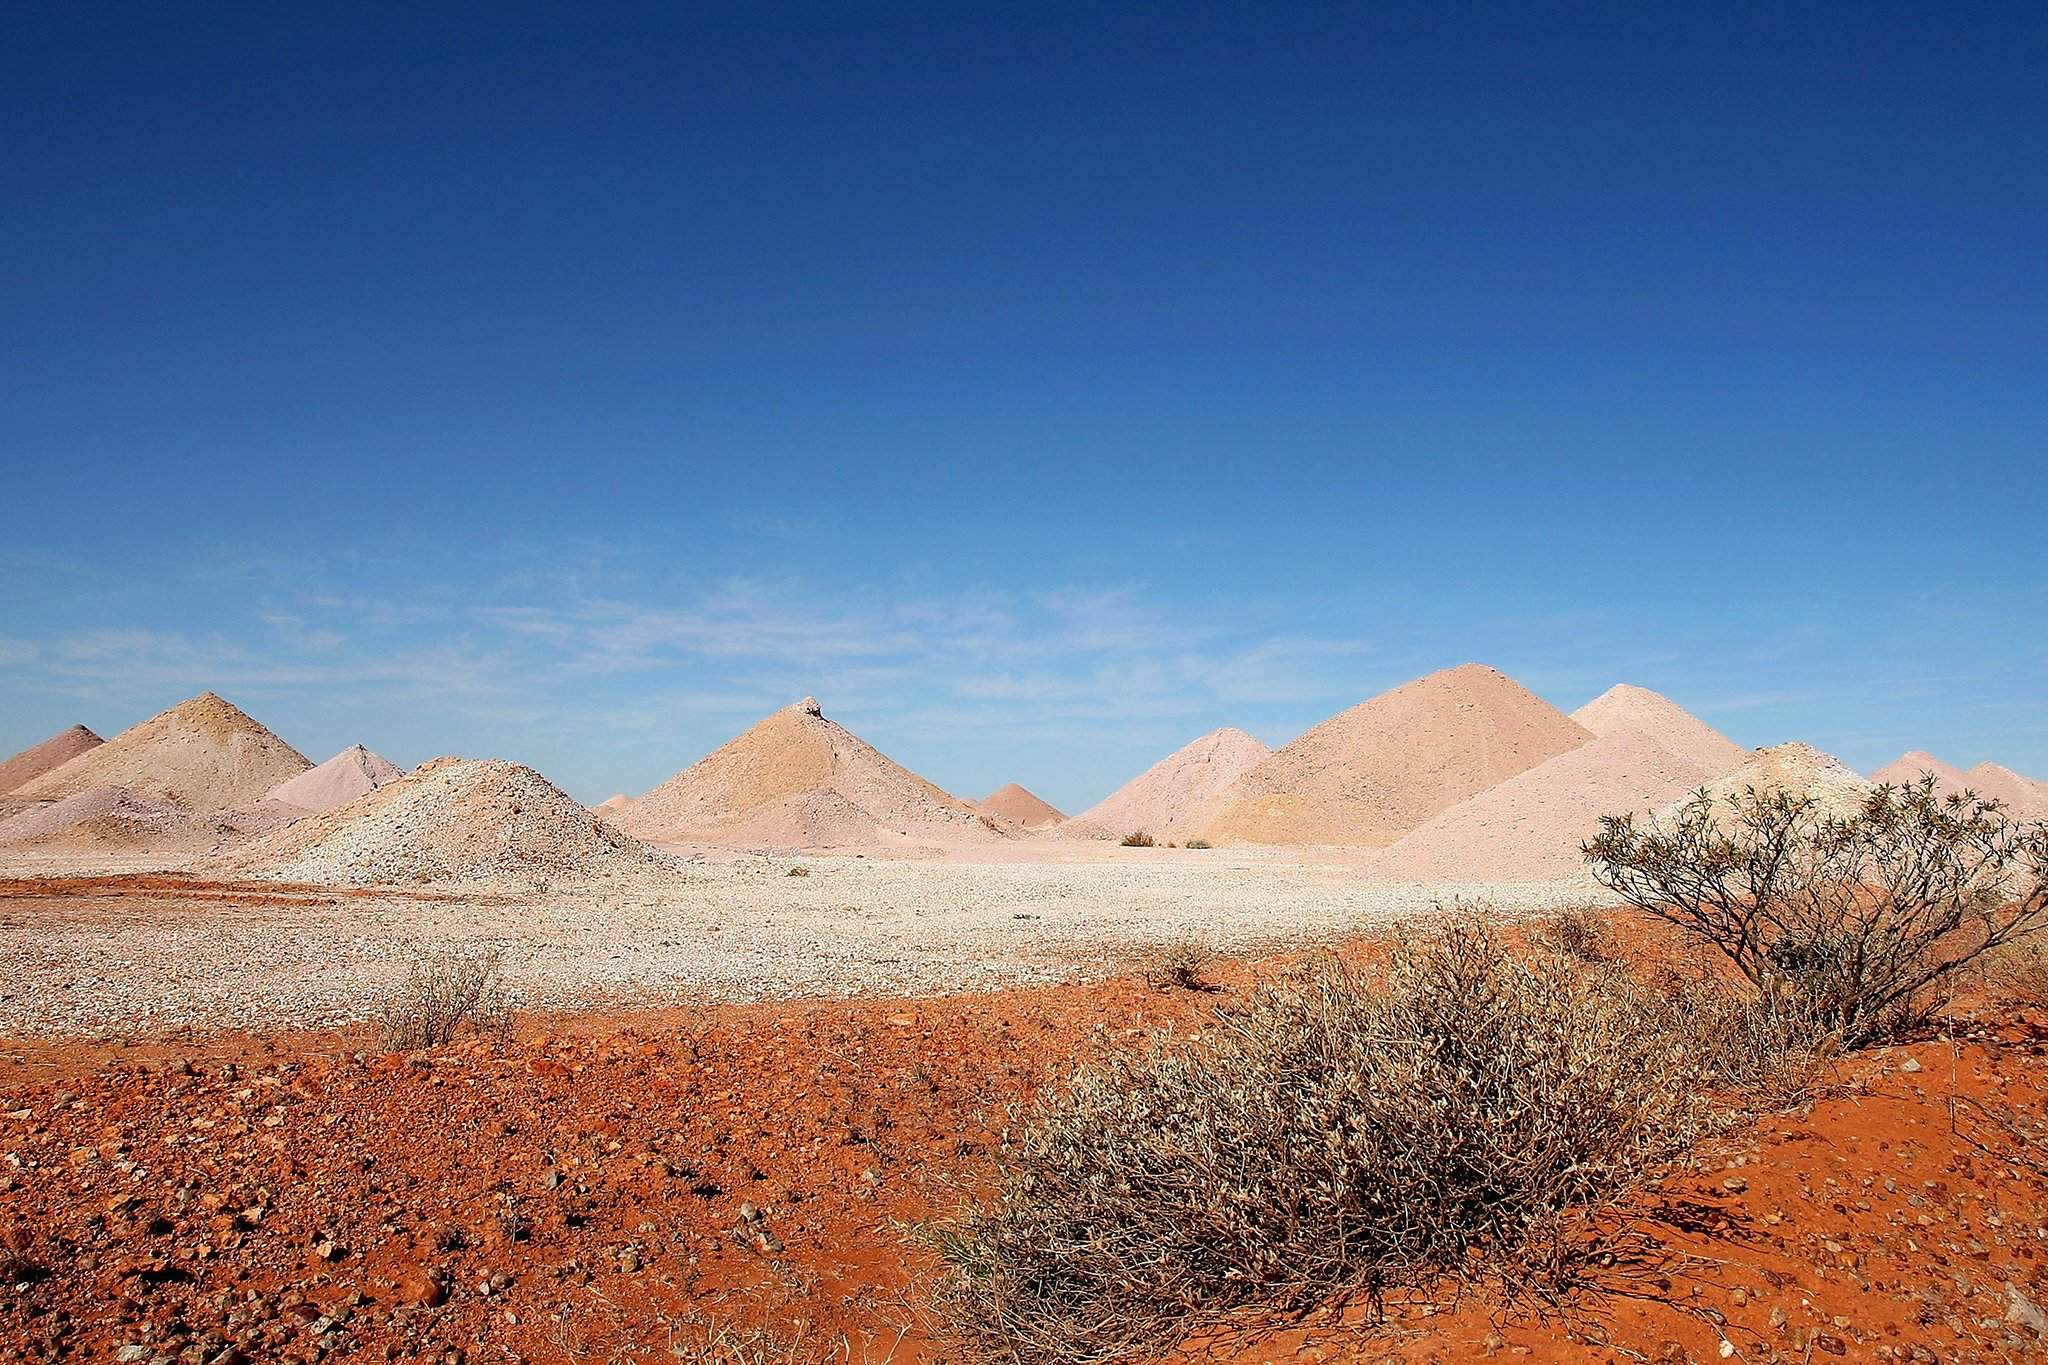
[210, 757, 678, 890]
[1368, 728, 1722, 886]
[0, 784, 239, 854]
[264, 744, 405, 813]
[1198, 664, 1592, 847]
[1570, 683, 1746, 775]
[976, 783, 1064, 828]
[1657, 741, 1874, 824]
[616, 698, 1008, 849]
[14, 692, 309, 810]
[1061, 727, 1271, 842]
[0, 724, 103, 793]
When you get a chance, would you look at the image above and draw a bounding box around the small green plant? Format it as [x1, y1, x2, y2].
[1119, 830, 1154, 848]
[1184, 838, 1212, 850]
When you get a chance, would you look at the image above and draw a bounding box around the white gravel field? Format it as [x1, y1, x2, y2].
[0, 844, 1597, 1037]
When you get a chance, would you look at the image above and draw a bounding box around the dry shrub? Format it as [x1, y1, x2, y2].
[930, 919, 1727, 1363]
[1535, 905, 1610, 963]
[1977, 933, 2048, 1009]
[1588, 778, 2048, 1045]
[1120, 831, 1155, 848]
[1141, 939, 1217, 993]
[1184, 838, 1213, 850]
[376, 946, 510, 1051]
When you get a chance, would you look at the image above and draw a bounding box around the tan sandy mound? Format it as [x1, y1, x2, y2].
[1965, 763, 2048, 820]
[264, 744, 405, 813]
[1062, 727, 1272, 841]
[213, 757, 670, 888]
[15, 693, 310, 810]
[0, 725, 104, 794]
[1870, 750, 1976, 796]
[1660, 741, 1874, 823]
[0, 784, 237, 854]
[592, 793, 636, 816]
[1370, 729, 1722, 885]
[1570, 684, 1746, 775]
[617, 697, 1004, 848]
[977, 783, 1064, 829]
[1197, 664, 1593, 847]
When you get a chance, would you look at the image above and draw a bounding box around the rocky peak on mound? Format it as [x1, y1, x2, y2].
[1064, 726, 1272, 840]
[14, 692, 310, 810]
[213, 757, 669, 888]
[0, 724, 104, 794]
[264, 744, 406, 813]
[1570, 684, 1746, 775]
[977, 783, 1065, 828]
[616, 699, 1004, 848]
[1197, 664, 1593, 847]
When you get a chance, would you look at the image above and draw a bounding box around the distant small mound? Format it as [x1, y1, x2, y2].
[1063, 727, 1271, 841]
[1870, 750, 1975, 796]
[1965, 762, 2048, 821]
[264, 744, 405, 813]
[0, 785, 235, 854]
[0, 725, 103, 794]
[616, 698, 1004, 848]
[1570, 685, 1746, 775]
[1370, 729, 1721, 885]
[592, 793, 636, 816]
[1198, 665, 1592, 847]
[1661, 741, 1873, 823]
[15, 692, 310, 810]
[213, 757, 670, 888]
[978, 783, 1064, 829]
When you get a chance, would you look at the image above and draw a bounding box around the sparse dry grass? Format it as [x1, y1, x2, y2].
[1120, 831, 1154, 848]
[929, 916, 1792, 1364]
[1140, 939, 1217, 993]
[375, 945, 510, 1051]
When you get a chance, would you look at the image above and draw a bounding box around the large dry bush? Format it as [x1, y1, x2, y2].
[930, 920, 1733, 1364]
[1587, 778, 2048, 1045]
[375, 946, 510, 1051]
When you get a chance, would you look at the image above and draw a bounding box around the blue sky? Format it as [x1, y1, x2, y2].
[3, 3, 2043, 810]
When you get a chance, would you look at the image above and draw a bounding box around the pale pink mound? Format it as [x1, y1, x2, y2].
[1965, 763, 2048, 820]
[592, 794, 636, 816]
[616, 698, 1005, 849]
[0, 785, 235, 854]
[1870, 750, 1975, 796]
[1370, 729, 1722, 884]
[1570, 685, 1746, 775]
[1198, 664, 1593, 847]
[264, 744, 405, 813]
[1063, 727, 1271, 841]
[977, 783, 1064, 829]
[214, 757, 668, 888]
[15, 692, 310, 811]
[1660, 741, 1873, 822]
[0, 725, 103, 794]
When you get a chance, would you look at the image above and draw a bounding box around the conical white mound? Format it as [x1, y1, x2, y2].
[15, 693, 310, 810]
[616, 698, 1005, 848]
[214, 757, 668, 888]
[1570, 684, 1746, 775]
[1870, 750, 1975, 796]
[1198, 665, 1592, 847]
[1063, 727, 1271, 841]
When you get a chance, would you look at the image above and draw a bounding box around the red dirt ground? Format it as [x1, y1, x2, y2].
[2, 929, 2047, 1363]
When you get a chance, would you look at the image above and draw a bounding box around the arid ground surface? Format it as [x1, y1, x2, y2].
[4, 899, 2048, 1364]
